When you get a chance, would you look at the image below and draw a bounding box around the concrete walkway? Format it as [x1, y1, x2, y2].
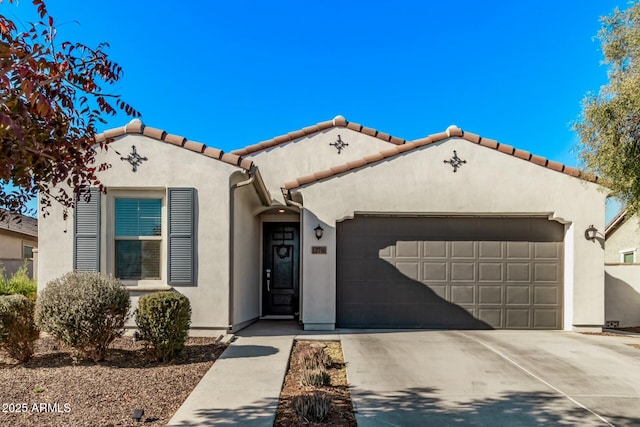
[167, 321, 337, 426]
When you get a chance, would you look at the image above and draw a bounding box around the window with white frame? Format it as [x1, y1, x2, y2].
[114, 198, 162, 280]
[621, 249, 636, 264]
[74, 187, 195, 284]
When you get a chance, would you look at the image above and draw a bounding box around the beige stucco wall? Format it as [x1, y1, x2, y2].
[300, 210, 336, 329]
[605, 215, 640, 264]
[245, 127, 399, 202]
[294, 136, 606, 331]
[231, 172, 263, 329]
[38, 133, 247, 333]
[605, 265, 640, 327]
[0, 231, 36, 260]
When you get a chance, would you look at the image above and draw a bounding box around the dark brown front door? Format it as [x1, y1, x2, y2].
[263, 223, 299, 316]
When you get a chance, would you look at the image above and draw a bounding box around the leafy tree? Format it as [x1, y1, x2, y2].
[0, 0, 139, 219]
[575, 2, 640, 214]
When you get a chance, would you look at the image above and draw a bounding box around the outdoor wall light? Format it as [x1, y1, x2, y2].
[314, 225, 324, 240]
[584, 225, 598, 241]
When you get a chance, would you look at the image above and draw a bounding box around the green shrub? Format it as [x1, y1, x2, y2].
[135, 291, 191, 362]
[301, 368, 331, 387]
[0, 264, 37, 301]
[299, 346, 332, 370]
[0, 295, 39, 362]
[294, 392, 331, 422]
[35, 272, 130, 362]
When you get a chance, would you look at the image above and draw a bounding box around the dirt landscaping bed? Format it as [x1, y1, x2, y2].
[0, 336, 226, 426]
[274, 340, 356, 427]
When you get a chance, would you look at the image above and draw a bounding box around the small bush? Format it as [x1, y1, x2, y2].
[294, 392, 331, 422]
[35, 272, 130, 362]
[0, 295, 39, 362]
[0, 265, 37, 301]
[135, 291, 191, 362]
[301, 368, 331, 386]
[299, 346, 332, 370]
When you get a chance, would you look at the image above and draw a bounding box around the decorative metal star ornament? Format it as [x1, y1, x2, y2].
[329, 134, 349, 154]
[120, 145, 148, 172]
[444, 150, 466, 172]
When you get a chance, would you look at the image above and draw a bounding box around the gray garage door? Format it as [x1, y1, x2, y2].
[336, 216, 564, 329]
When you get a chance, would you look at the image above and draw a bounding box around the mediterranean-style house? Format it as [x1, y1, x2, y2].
[37, 116, 606, 334]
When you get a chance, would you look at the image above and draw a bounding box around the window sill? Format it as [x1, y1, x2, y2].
[124, 284, 173, 292]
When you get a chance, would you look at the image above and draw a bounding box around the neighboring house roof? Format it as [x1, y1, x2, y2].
[605, 209, 627, 238]
[283, 125, 599, 190]
[95, 119, 254, 171]
[0, 211, 38, 238]
[231, 115, 407, 156]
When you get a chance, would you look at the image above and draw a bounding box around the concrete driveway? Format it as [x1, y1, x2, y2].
[341, 330, 640, 426]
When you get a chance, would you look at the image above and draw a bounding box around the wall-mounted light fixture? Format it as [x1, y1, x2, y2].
[584, 224, 598, 241]
[314, 225, 324, 240]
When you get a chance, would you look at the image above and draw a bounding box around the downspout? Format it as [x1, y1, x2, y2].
[228, 167, 258, 332]
[282, 187, 303, 209]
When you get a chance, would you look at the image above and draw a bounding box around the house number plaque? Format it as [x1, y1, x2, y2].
[312, 246, 327, 255]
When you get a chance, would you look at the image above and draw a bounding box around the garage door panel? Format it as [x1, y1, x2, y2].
[365, 260, 396, 281]
[535, 242, 560, 259]
[478, 308, 503, 328]
[337, 281, 361, 304]
[534, 263, 560, 282]
[534, 286, 560, 305]
[506, 285, 530, 305]
[365, 217, 392, 235]
[479, 241, 503, 258]
[396, 241, 420, 258]
[479, 262, 503, 282]
[338, 303, 366, 326]
[451, 285, 475, 304]
[451, 241, 475, 258]
[506, 309, 531, 328]
[478, 285, 503, 304]
[451, 262, 475, 281]
[424, 241, 447, 257]
[396, 261, 420, 280]
[507, 242, 530, 259]
[534, 309, 560, 329]
[336, 216, 563, 330]
[338, 260, 366, 282]
[507, 263, 531, 281]
[340, 237, 367, 259]
[377, 245, 393, 258]
[423, 262, 447, 281]
[426, 283, 447, 299]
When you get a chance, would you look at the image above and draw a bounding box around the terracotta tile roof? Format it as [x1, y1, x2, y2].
[0, 211, 38, 238]
[283, 125, 599, 190]
[231, 115, 408, 156]
[95, 119, 254, 171]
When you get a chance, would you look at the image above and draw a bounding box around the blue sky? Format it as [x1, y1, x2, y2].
[3, 0, 628, 219]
